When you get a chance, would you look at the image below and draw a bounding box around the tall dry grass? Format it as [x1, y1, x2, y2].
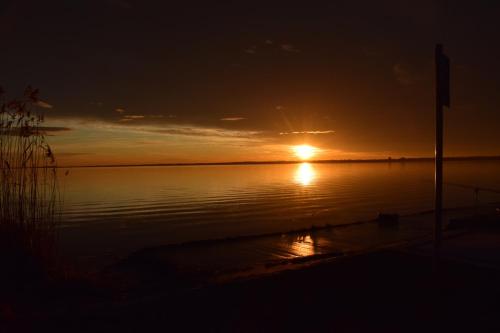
[0, 86, 59, 267]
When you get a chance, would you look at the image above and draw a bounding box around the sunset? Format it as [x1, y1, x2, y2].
[2, 1, 500, 332]
[2, 2, 500, 167]
[293, 144, 317, 160]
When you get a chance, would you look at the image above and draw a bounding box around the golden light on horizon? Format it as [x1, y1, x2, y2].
[293, 144, 317, 160]
[294, 162, 316, 186]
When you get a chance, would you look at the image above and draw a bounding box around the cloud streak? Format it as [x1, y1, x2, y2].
[220, 117, 246, 121]
[392, 63, 414, 85]
[244, 46, 257, 54]
[281, 44, 300, 53]
[279, 130, 335, 135]
[119, 115, 145, 122]
[151, 127, 259, 139]
[35, 100, 53, 109]
[47, 117, 263, 141]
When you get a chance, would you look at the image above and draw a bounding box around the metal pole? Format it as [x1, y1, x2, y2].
[435, 44, 444, 262]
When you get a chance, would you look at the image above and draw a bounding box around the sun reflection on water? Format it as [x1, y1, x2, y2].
[294, 162, 316, 186]
[289, 234, 317, 257]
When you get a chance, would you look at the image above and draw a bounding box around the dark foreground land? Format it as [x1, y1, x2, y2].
[3, 244, 500, 333]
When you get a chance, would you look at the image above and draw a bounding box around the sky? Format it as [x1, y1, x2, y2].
[1, 0, 500, 166]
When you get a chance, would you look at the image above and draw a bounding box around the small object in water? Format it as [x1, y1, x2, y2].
[377, 213, 399, 228]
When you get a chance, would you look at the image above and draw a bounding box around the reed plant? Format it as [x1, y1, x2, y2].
[0, 86, 59, 271]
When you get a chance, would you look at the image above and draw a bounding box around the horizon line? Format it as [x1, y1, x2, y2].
[56, 155, 500, 168]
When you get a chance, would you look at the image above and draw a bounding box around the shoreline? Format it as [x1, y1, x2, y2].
[4, 210, 500, 332]
[57, 155, 500, 168]
[104, 204, 499, 288]
[14, 239, 500, 332]
[57, 203, 500, 274]
[119, 205, 475, 252]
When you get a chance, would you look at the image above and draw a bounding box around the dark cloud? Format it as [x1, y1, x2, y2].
[0, 126, 72, 136]
[41, 126, 72, 133]
[244, 46, 257, 54]
[35, 100, 53, 109]
[280, 44, 300, 53]
[392, 63, 414, 85]
[1, 1, 500, 155]
[56, 152, 94, 157]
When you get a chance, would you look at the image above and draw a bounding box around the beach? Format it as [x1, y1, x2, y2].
[3, 210, 500, 332]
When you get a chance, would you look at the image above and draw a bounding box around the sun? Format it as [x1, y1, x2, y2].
[293, 145, 317, 160]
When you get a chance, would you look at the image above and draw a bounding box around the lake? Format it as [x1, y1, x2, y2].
[58, 160, 500, 265]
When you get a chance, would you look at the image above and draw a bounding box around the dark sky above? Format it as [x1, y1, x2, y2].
[1, 1, 500, 164]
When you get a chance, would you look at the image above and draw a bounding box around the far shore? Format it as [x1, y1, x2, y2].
[58, 155, 500, 169]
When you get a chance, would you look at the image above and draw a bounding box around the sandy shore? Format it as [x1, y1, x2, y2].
[25, 249, 500, 332]
[3, 210, 500, 332]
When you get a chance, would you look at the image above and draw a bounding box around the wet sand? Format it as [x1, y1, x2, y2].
[102, 205, 498, 286]
[25, 247, 500, 333]
[4, 208, 500, 332]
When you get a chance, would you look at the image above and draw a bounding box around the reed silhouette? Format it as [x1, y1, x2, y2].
[0, 86, 59, 281]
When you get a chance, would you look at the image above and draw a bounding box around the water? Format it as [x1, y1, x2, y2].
[58, 160, 500, 263]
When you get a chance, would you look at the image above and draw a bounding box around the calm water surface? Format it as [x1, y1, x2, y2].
[58, 161, 500, 261]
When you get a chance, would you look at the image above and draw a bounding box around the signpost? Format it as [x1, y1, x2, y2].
[435, 44, 450, 262]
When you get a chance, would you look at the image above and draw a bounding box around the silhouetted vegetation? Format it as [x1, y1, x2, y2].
[0, 86, 59, 282]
